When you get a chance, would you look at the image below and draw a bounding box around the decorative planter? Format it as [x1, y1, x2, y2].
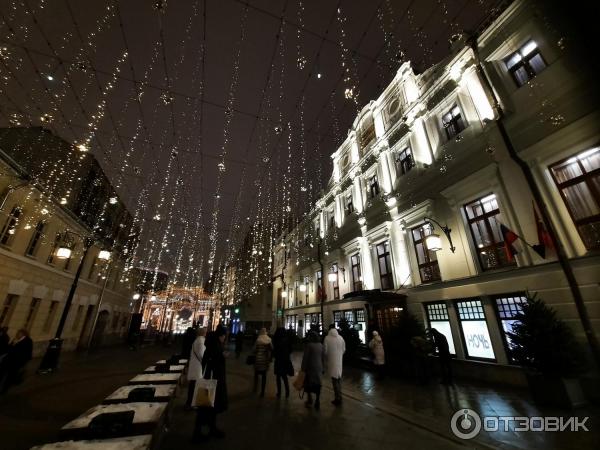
[525, 372, 587, 409]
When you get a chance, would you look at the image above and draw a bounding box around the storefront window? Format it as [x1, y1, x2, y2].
[333, 311, 342, 328]
[494, 294, 528, 353]
[355, 309, 366, 343]
[456, 299, 495, 360]
[425, 302, 456, 354]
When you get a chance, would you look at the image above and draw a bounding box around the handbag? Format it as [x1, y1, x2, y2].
[292, 370, 305, 391]
[245, 354, 256, 365]
[192, 366, 218, 408]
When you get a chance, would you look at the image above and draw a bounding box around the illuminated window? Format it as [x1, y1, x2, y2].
[505, 40, 546, 87]
[549, 147, 600, 250]
[412, 223, 441, 282]
[0, 206, 22, 246]
[396, 147, 414, 175]
[425, 302, 456, 354]
[464, 194, 515, 271]
[494, 294, 528, 356]
[456, 299, 495, 360]
[442, 105, 466, 139]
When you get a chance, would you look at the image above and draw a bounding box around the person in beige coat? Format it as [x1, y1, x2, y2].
[369, 331, 385, 379]
[185, 328, 206, 409]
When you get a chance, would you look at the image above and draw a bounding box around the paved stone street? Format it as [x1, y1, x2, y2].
[0, 344, 598, 450]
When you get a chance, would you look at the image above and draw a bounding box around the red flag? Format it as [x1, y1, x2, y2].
[532, 203, 553, 259]
[500, 224, 519, 261]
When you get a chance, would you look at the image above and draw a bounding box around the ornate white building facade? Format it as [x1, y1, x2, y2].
[271, 0, 600, 387]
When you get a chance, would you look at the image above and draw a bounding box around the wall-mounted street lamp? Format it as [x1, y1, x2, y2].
[423, 216, 456, 253]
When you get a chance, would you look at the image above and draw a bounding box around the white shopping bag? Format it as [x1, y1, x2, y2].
[192, 367, 217, 408]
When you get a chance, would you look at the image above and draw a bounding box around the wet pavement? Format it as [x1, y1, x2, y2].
[0, 343, 597, 450]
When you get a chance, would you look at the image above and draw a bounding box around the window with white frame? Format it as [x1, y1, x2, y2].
[505, 40, 546, 87]
[328, 207, 335, 230]
[425, 303, 456, 354]
[549, 147, 599, 250]
[412, 223, 441, 283]
[464, 193, 515, 271]
[368, 174, 380, 198]
[351, 253, 363, 291]
[0, 206, 22, 246]
[340, 152, 351, 177]
[376, 241, 394, 290]
[442, 105, 466, 139]
[395, 147, 414, 176]
[359, 114, 376, 151]
[345, 192, 354, 215]
[456, 299, 495, 360]
[331, 263, 340, 300]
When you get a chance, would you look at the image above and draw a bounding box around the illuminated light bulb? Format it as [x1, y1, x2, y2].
[46, 74, 54, 81]
[317, 72, 322, 79]
[77, 143, 89, 152]
[41, 208, 49, 215]
[109, 196, 118, 204]
[24, 224, 32, 230]
[60, 198, 67, 205]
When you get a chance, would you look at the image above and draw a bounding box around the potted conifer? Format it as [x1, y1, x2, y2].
[507, 294, 587, 409]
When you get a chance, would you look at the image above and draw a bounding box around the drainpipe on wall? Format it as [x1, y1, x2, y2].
[467, 37, 600, 369]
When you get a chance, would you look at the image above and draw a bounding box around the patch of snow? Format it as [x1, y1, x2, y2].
[105, 385, 175, 401]
[31, 435, 152, 450]
[129, 373, 180, 383]
[62, 403, 167, 429]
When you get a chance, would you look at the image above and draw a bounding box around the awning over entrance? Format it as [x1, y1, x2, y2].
[342, 289, 407, 308]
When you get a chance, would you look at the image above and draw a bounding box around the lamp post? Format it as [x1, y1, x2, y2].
[39, 233, 97, 372]
[423, 216, 456, 253]
[317, 237, 325, 335]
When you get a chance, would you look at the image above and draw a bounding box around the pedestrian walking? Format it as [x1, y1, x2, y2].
[273, 327, 293, 398]
[323, 326, 345, 406]
[0, 329, 33, 394]
[369, 331, 385, 379]
[192, 326, 228, 442]
[252, 328, 273, 397]
[428, 328, 453, 384]
[185, 328, 206, 410]
[234, 329, 244, 358]
[301, 330, 324, 410]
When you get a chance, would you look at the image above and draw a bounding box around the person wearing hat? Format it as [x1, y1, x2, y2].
[369, 331, 385, 379]
[192, 326, 228, 441]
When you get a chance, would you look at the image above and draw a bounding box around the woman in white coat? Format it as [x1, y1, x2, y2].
[323, 327, 345, 406]
[185, 328, 206, 409]
[369, 331, 385, 379]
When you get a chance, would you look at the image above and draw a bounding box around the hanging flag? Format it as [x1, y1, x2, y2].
[500, 224, 519, 261]
[532, 202, 553, 259]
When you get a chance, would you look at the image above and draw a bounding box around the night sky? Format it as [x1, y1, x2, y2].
[0, 0, 502, 281]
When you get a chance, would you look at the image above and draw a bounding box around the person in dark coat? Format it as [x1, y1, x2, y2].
[301, 330, 324, 410]
[0, 328, 33, 393]
[428, 328, 453, 384]
[273, 327, 293, 398]
[252, 328, 273, 397]
[192, 326, 228, 441]
[181, 326, 196, 359]
[234, 329, 244, 358]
